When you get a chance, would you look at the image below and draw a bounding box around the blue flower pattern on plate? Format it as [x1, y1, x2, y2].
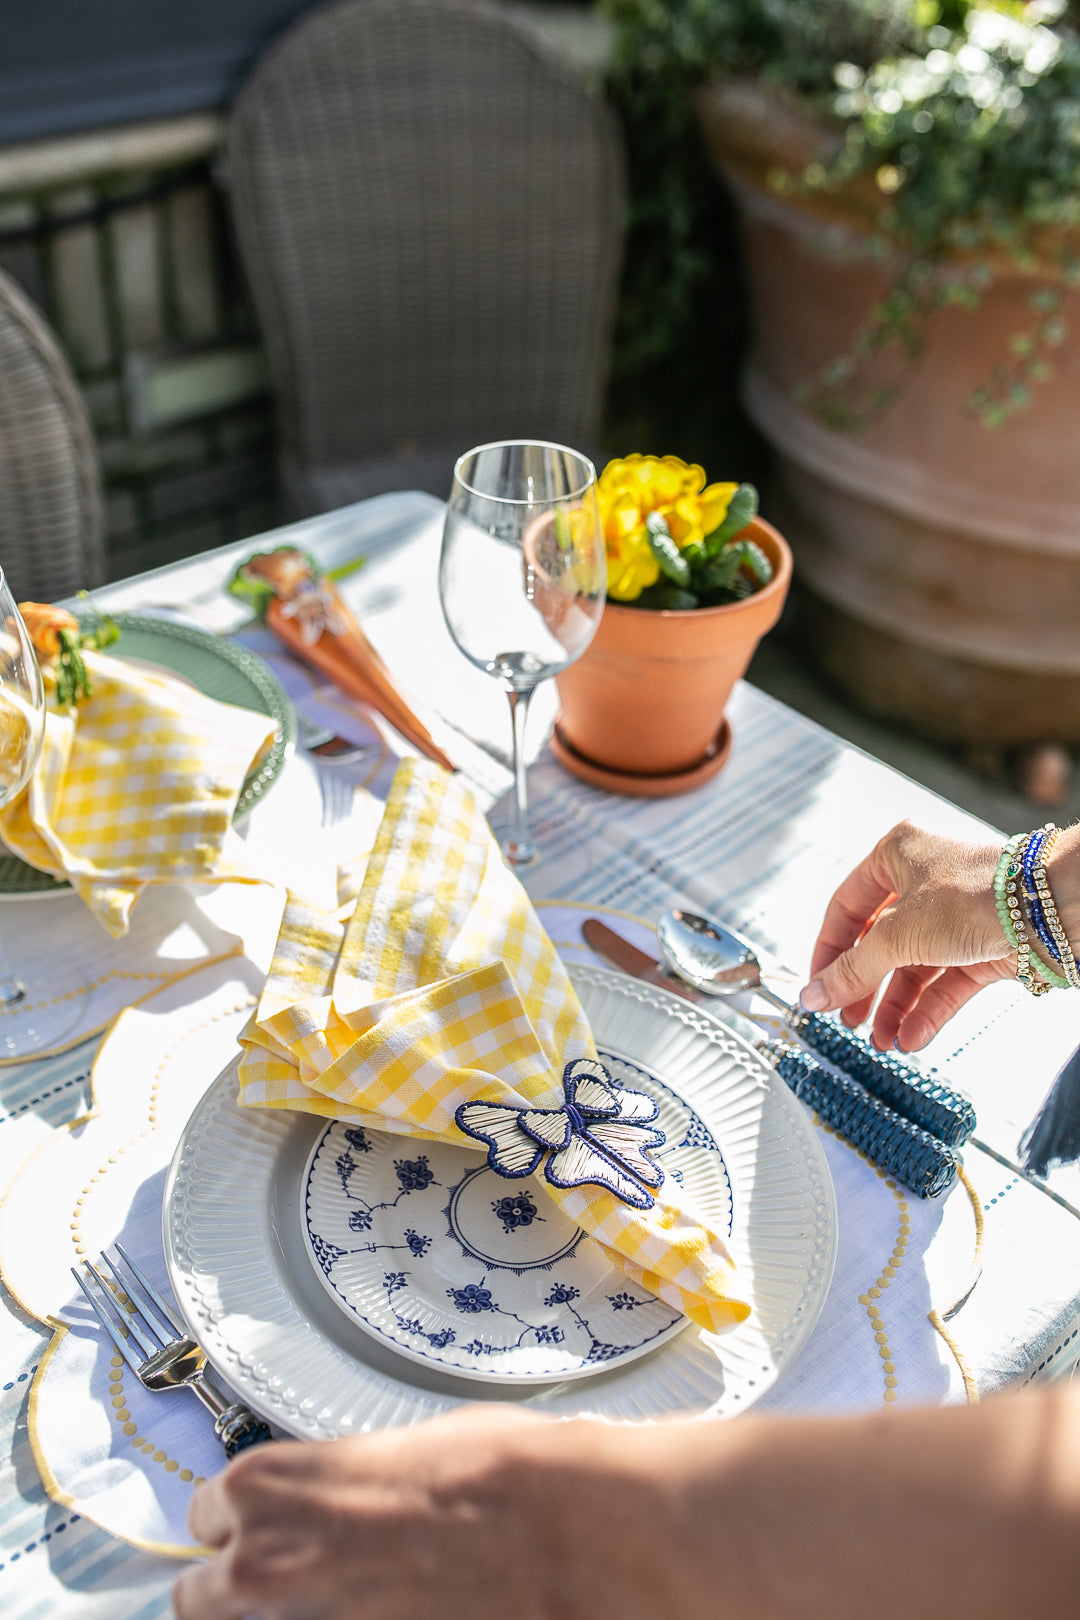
[395, 1156, 435, 1192]
[304, 1048, 732, 1378]
[449, 1283, 494, 1313]
[492, 1192, 541, 1233]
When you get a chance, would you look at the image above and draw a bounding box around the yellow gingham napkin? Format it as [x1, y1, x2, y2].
[237, 759, 748, 1332]
[0, 649, 277, 936]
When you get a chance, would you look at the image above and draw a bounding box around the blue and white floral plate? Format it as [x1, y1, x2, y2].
[300, 1052, 731, 1383]
[164, 965, 837, 1439]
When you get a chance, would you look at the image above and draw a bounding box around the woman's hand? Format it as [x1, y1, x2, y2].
[171, 1407, 683, 1620]
[800, 820, 1013, 1050]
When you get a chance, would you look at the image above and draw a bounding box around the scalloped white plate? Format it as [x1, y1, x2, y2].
[163, 965, 837, 1438]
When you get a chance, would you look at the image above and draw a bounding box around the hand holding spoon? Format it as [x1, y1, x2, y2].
[656, 907, 975, 1148]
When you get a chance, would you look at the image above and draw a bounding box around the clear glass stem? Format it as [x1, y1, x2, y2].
[504, 683, 539, 869]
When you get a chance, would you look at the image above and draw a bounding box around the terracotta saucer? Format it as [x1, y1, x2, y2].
[549, 719, 733, 798]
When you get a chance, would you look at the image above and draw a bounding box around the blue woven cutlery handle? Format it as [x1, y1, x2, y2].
[793, 1012, 976, 1147]
[775, 1045, 959, 1198]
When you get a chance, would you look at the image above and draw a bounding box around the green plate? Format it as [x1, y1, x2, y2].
[0, 613, 295, 898]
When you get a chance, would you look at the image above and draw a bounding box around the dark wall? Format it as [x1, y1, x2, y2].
[0, 1, 325, 142]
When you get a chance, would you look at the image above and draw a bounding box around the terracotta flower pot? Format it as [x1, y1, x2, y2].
[553, 516, 791, 792]
[696, 79, 1080, 746]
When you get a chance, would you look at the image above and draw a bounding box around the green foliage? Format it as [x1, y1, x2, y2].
[645, 511, 692, 585]
[703, 482, 758, 548]
[632, 484, 772, 608]
[602, 0, 1080, 433]
[59, 595, 121, 707]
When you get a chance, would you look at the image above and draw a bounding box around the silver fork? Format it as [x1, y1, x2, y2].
[72, 1243, 272, 1458]
[296, 716, 371, 826]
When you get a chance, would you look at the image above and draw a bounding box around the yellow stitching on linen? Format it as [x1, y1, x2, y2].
[0, 968, 179, 1017]
[28, 1324, 210, 1560]
[928, 1310, 979, 1403]
[818, 1117, 910, 1405]
[108, 1352, 205, 1483]
[938, 1161, 984, 1322]
[69, 995, 256, 1262]
[927, 1161, 982, 1404]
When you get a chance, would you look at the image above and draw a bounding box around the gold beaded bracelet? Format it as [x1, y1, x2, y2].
[993, 832, 1062, 995]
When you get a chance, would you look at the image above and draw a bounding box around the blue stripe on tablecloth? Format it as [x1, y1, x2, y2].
[0, 1040, 97, 1130]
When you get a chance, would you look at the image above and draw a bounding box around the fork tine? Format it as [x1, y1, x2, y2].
[112, 1243, 184, 1339]
[71, 1265, 145, 1374]
[84, 1257, 159, 1359]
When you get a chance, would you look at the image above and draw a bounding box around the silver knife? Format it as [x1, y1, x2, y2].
[581, 918, 713, 1005]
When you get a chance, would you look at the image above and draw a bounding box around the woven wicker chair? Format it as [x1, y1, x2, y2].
[0, 269, 105, 602]
[225, 0, 625, 514]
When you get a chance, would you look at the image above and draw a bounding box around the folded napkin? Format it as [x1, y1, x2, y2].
[0, 648, 277, 936]
[238, 759, 748, 1332]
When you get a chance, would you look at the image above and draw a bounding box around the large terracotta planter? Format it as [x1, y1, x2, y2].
[553, 516, 791, 792]
[697, 80, 1080, 746]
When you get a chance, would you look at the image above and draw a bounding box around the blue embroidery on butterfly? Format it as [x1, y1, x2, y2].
[455, 1058, 665, 1210]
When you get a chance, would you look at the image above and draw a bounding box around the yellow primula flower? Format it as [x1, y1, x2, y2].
[699, 481, 738, 535]
[605, 523, 660, 601]
[597, 456, 739, 600]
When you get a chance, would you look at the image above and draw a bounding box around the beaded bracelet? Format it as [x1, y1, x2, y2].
[994, 832, 1069, 994]
[1025, 823, 1080, 990]
[993, 833, 1063, 994]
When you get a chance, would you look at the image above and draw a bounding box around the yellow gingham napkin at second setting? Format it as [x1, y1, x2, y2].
[0, 647, 278, 937]
[237, 758, 750, 1333]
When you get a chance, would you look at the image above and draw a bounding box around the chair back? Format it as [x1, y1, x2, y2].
[0, 269, 105, 601]
[225, 0, 625, 511]
[0, 268, 104, 605]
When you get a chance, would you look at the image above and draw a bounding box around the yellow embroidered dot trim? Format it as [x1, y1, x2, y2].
[0, 968, 177, 1019]
[109, 1352, 205, 1486]
[816, 1117, 910, 1406]
[854, 1176, 909, 1406]
[70, 994, 257, 1262]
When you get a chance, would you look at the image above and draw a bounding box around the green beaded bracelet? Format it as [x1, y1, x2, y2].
[994, 833, 1069, 994]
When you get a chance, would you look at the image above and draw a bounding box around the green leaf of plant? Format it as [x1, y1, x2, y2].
[645, 510, 691, 586]
[326, 554, 368, 582]
[703, 483, 758, 553]
[635, 581, 699, 611]
[738, 540, 774, 586]
[696, 547, 742, 593]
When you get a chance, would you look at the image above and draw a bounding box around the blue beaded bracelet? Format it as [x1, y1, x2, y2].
[1023, 826, 1060, 964]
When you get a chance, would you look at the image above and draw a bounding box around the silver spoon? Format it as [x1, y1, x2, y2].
[656, 908, 795, 1017]
[657, 905, 977, 1154]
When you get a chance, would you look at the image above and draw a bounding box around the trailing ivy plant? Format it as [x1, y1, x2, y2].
[603, 0, 1080, 431]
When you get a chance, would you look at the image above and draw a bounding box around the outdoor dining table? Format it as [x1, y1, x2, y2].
[3, 489, 1080, 1619]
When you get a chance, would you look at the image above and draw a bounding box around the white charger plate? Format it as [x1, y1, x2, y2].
[300, 1048, 733, 1383]
[163, 965, 837, 1438]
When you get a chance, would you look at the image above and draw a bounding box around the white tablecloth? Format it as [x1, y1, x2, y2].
[2, 491, 1079, 1617]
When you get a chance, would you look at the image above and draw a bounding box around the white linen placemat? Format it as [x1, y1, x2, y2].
[13, 900, 1079, 1559]
[0, 881, 283, 1064]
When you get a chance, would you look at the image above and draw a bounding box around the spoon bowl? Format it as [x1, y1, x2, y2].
[657, 909, 792, 1015]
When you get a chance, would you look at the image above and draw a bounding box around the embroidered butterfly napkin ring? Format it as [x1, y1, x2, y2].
[457, 1058, 666, 1210]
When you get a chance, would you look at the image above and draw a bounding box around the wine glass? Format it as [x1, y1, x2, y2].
[0, 571, 46, 1008]
[0, 570, 45, 1004]
[440, 441, 606, 868]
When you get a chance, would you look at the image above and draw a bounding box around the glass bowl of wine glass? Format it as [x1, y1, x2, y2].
[0, 569, 46, 1012]
[439, 442, 606, 868]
